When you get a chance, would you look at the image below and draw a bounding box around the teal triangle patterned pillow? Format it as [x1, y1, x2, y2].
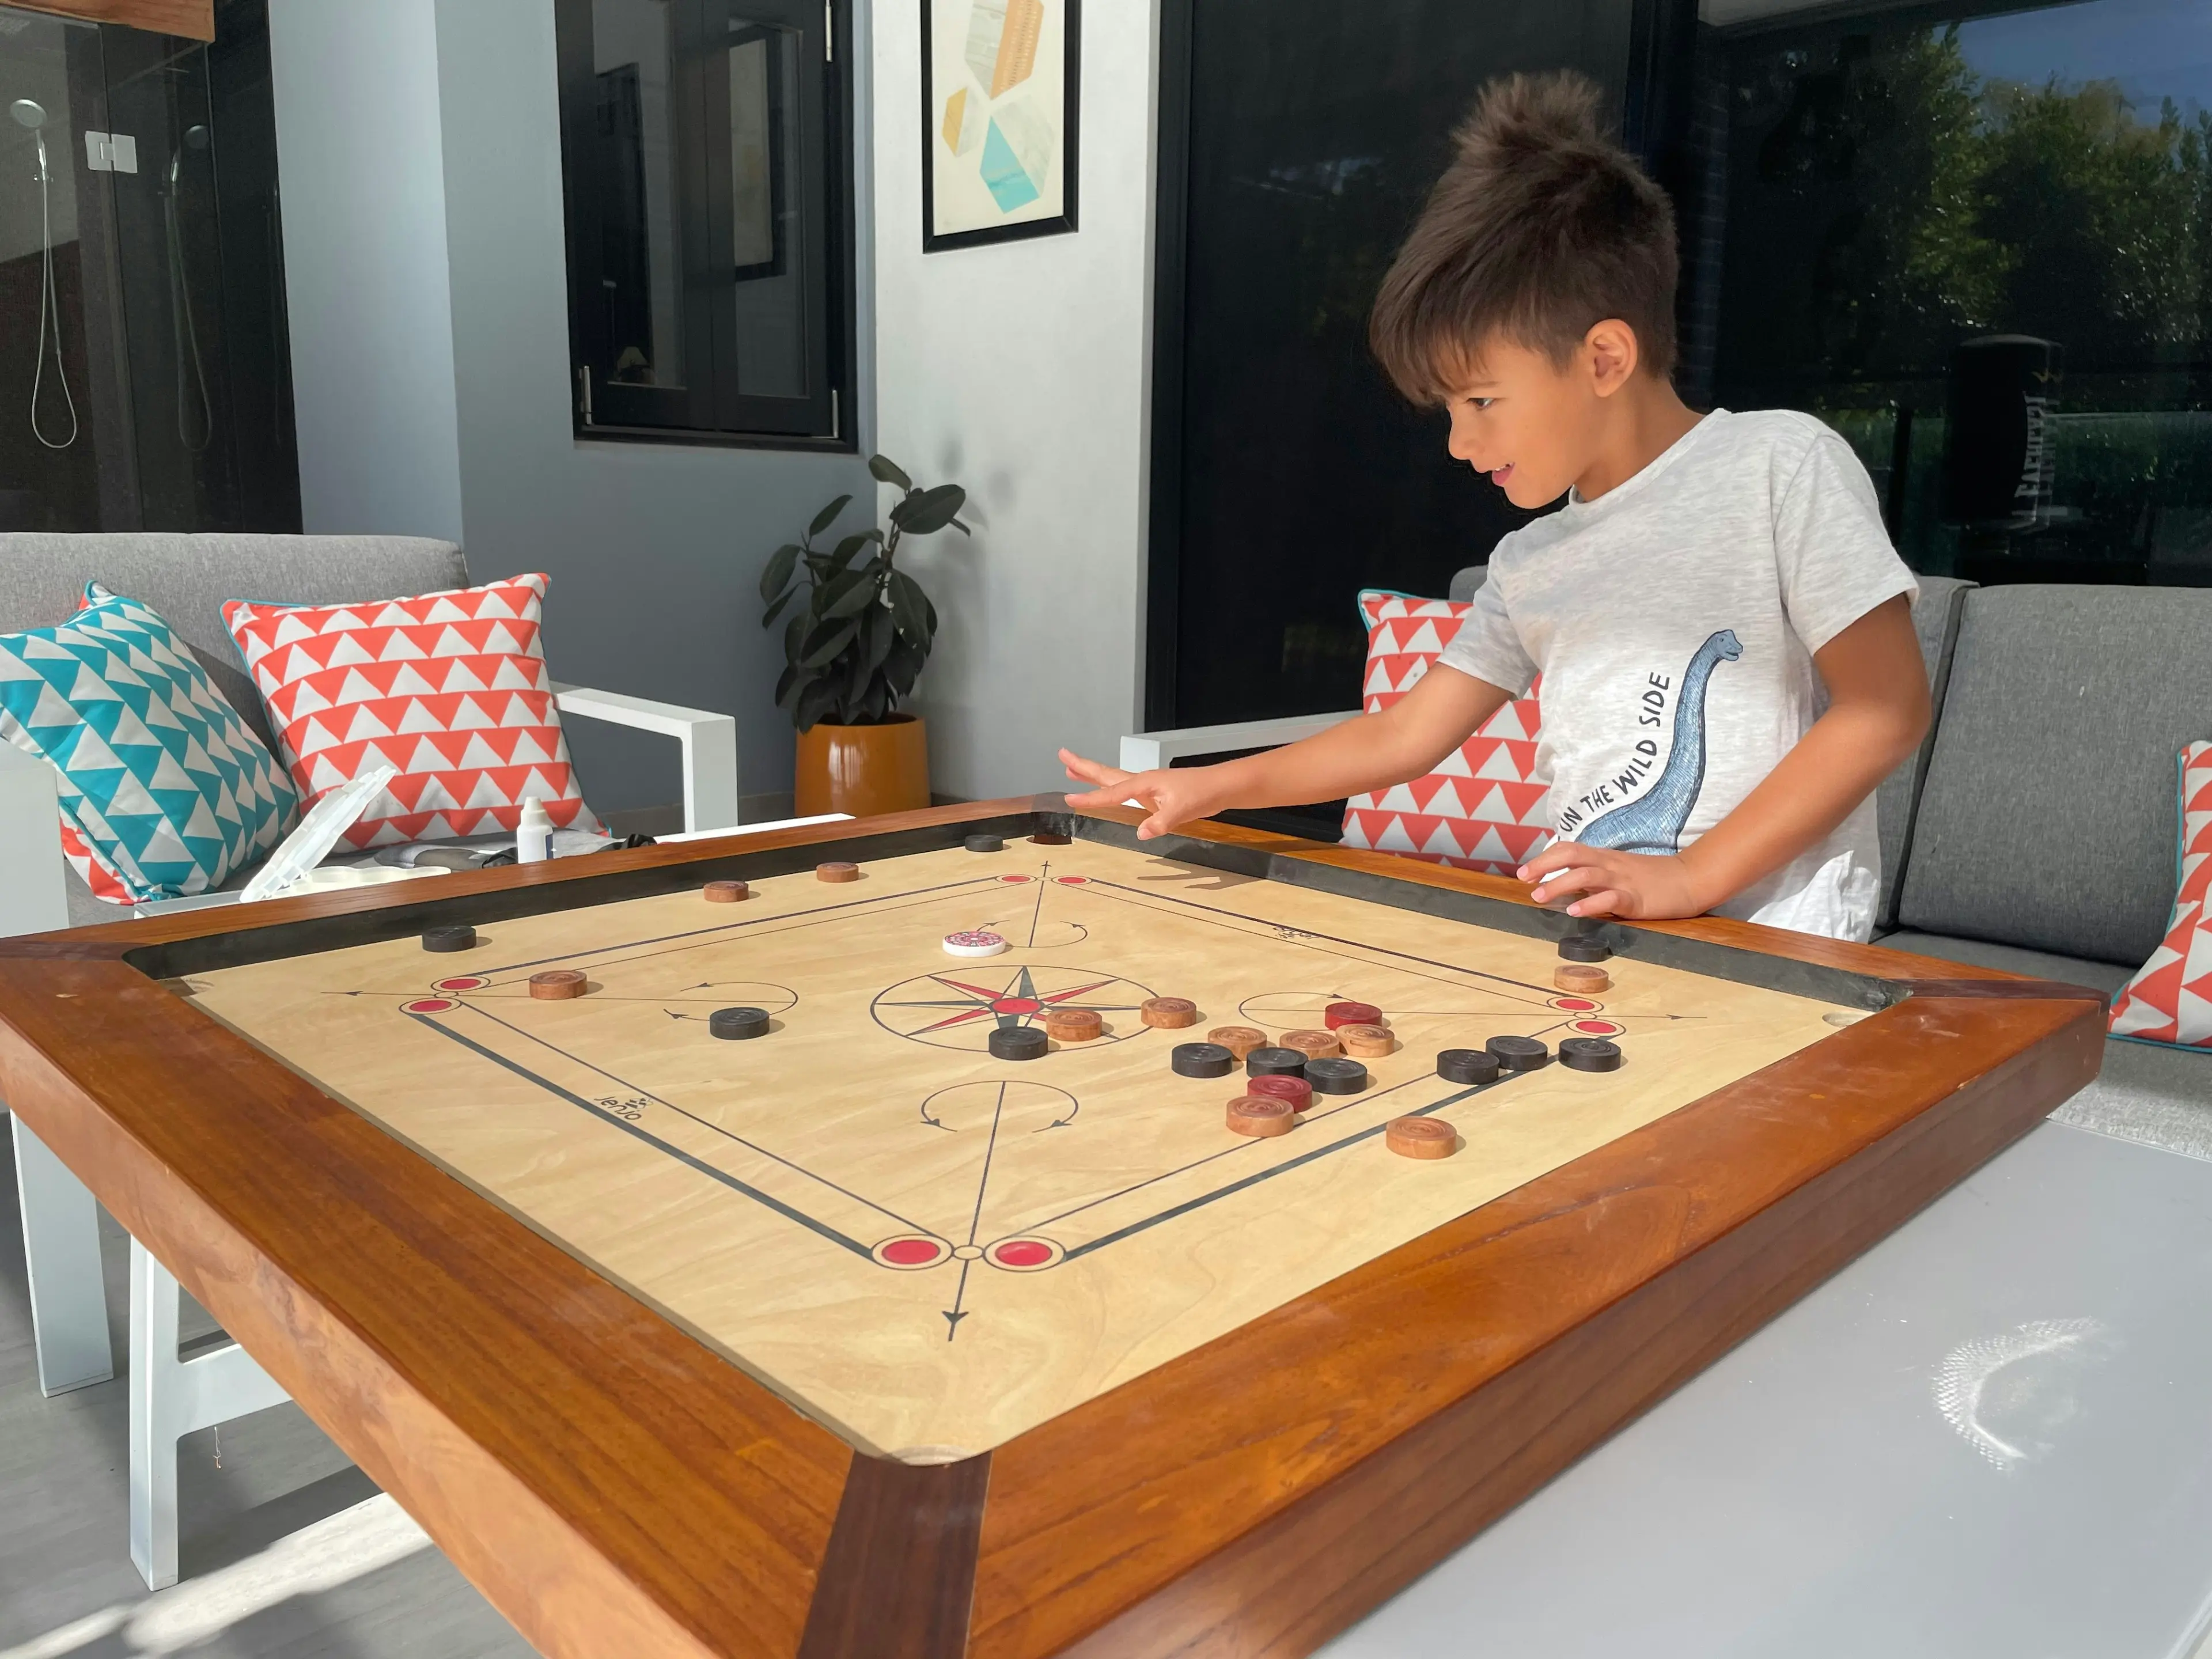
[0, 585, 300, 902]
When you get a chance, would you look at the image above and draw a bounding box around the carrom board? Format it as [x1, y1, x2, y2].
[187, 838, 1844, 1461]
[0, 801, 2107, 1659]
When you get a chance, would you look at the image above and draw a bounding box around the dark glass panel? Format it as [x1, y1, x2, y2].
[1708, 0, 2212, 586]
[1156, 0, 1640, 733]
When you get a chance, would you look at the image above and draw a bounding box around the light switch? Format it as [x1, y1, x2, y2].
[108, 132, 137, 173]
[83, 130, 109, 172]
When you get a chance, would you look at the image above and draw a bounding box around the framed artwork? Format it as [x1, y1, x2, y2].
[921, 0, 1080, 252]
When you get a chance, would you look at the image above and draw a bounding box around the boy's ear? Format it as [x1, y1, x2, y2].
[1584, 319, 1641, 397]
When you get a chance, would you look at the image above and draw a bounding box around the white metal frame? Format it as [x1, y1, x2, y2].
[130, 1238, 287, 1589]
[13, 1115, 112, 1395]
[551, 682, 740, 835]
[1118, 710, 1359, 775]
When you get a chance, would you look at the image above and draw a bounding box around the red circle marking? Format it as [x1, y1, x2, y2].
[403, 998, 456, 1014]
[879, 1238, 945, 1267]
[991, 997, 1043, 1016]
[1552, 997, 1600, 1012]
[992, 1240, 1052, 1268]
[998, 874, 1035, 884]
[1572, 1018, 1623, 1036]
[433, 976, 486, 992]
[1055, 876, 1089, 885]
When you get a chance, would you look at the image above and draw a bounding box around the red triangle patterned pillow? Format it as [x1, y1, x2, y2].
[1339, 590, 1550, 877]
[222, 573, 603, 850]
[2108, 741, 2212, 1047]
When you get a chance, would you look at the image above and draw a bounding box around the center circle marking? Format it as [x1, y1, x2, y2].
[991, 997, 1042, 1016]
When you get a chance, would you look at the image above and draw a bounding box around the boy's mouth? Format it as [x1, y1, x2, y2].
[1490, 464, 1514, 486]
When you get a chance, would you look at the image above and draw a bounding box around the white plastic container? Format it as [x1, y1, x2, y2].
[515, 796, 554, 864]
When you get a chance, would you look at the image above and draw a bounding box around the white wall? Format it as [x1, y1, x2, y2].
[267, 0, 877, 818]
[267, 0, 463, 544]
[872, 1, 1158, 800]
[429, 0, 874, 819]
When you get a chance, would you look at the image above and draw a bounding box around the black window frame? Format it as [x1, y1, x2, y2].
[554, 0, 857, 452]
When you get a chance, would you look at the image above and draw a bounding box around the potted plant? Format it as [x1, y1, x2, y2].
[762, 454, 969, 817]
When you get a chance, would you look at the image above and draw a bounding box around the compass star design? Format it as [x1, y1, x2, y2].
[872, 964, 1155, 1051]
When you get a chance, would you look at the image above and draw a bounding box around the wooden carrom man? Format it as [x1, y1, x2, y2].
[0, 801, 2104, 1658]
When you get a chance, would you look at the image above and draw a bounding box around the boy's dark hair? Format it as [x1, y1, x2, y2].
[1370, 71, 1679, 402]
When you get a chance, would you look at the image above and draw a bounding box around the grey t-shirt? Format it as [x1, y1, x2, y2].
[1436, 408, 1918, 941]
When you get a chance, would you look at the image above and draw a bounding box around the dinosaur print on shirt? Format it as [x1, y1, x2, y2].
[1573, 630, 1744, 853]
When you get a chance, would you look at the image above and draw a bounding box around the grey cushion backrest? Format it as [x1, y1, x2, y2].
[1874, 575, 1974, 929]
[0, 533, 468, 753]
[1899, 585, 2212, 965]
[1449, 565, 1486, 603]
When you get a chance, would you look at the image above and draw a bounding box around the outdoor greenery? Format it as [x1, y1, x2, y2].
[1730, 27, 2212, 396]
[761, 456, 968, 732]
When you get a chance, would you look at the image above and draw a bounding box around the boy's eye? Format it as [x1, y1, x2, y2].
[1465, 397, 1494, 411]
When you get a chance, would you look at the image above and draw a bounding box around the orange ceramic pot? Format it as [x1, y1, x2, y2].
[795, 714, 931, 817]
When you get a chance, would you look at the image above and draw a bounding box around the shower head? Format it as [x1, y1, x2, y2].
[9, 98, 46, 130]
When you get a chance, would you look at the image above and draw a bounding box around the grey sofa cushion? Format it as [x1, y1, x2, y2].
[1449, 565, 1487, 603]
[1874, 929, 2134, 995]
[1899, 586, 2212, 966]
[0, 533, 468, 753]
[1874, 575, 1974, 930]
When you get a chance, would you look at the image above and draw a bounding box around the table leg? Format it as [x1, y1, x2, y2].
[12, 1112, 115, 1396]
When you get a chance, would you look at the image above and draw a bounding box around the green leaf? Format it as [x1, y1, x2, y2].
[884, 635, 926, 696]
[762, 587, 797, 627]
[777, 665, 808, 712]
[774, 663, 798, 706]
[783, 611, 806, 666]
[825, 572, 880, 619]
[759, 543, 801, 605]
[888, 483, 967, 537]
[808, 494, 853, 538]
[859, 604, 896, 675]
[867, 454, 912, 492]
[801, 619, 860, 669]
[887, 574, 925, 642]
[795, 676, 841, 734]
[826, 530, 882, 575]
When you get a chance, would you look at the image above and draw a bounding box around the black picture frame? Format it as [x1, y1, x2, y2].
[919, 0, 1081, 254]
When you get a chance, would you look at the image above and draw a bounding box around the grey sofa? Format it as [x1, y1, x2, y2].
[1124, 573, 2212, 1156]
[1873, 582, 2212, 1158]
[0, 533, 740, 931]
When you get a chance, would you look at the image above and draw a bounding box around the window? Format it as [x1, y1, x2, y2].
[1696, 0, 2212, 586]
[555, 0, 853, 445]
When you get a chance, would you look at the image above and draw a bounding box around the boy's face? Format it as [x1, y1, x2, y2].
[1441, 334, 1612, 509]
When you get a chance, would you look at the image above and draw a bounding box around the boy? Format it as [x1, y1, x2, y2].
[1060, 71, 1929, 941]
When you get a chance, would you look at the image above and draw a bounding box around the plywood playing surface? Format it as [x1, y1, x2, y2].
[185, 839, 1850, 1461]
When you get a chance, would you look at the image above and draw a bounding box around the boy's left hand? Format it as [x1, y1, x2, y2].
[1516, 843, 1710, 920]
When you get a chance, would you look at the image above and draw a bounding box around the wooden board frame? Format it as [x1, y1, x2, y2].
[0, 799, 2107, 1659]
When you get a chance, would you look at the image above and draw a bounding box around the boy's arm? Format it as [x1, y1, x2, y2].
[1518, 594, 1930, 918]
[1061, 663, 1515, 840]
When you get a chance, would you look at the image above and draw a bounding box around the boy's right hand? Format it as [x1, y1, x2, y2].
[1059, 749, 1228, 840]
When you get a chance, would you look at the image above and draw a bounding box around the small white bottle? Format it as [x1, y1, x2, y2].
[515, 796, 554, 864]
